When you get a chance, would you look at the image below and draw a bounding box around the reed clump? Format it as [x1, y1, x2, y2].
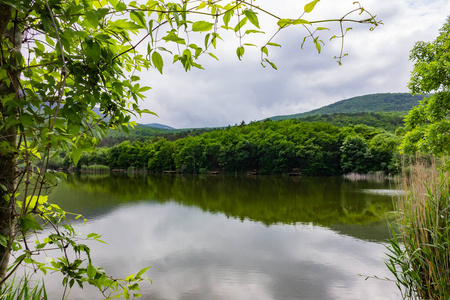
[386, 160, 450, 299]
[343, 171, 388, 181]
[0, 276, 47, 300]
[81, 164, 110, 172]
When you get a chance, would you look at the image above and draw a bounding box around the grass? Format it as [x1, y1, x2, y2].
[386, 160, 450, 299]
[0, 276, 47, 300]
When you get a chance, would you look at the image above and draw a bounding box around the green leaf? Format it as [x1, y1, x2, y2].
[243, 10, 259, 28]
[130, 11, 147, 28]
[261, 46, 268, 57]
[304, 0, 320, 13]
[86, 233, 98, 239]
[126, 274, 135, 281]
[31, 148, 41, 159]
[85, 10, 100, 28]
[112, 20, 142, 30]
[194, 47, 202, 58]
[45, 35, 55, 47]
[0, 235, 8, 247]
[277, 18, 291, 28]
[264, 58, 277, 70]
[267, 42, 281, 47]
[197, 2, 207, 10]
[221, 25, 233, 31]
[139, 86, 151, 92]
[162, 32, 186, 44]
[223, 10, 233, 27]
[108, 0, 118, 7]
[204, 33, 210, 49]
[315, 41, 321, 53]
[192, 21, 214, 32]
[34, 40, 45, 52]
[36, 243, 46, 250]
[123, 287, 130, 299]
[121, 124, 130, 134]
[236, 46, 244, 60]
[245, 29, 265, 35]
[211, 33, 221, 48]
[86, 41, 101, 62]
[19, 214, 43, 232]
[11, 241, 21, 251]
[136, 266, 151, 279]
[24, 195, 48, 210]
[0, 69, 7, 81]
[72, 148, 83, 166]
[316, 27, 329, 31]
[208, 52, 219, 61]
[116, 2, 127, 11]
[87, 264, 96, 279]
[189, 43, 199, 50]
[152, 51, 164, 74]
[156, 47, 172, 54]
[182, 48, 192, 58]
[292, 19, 311, 25]
[139, 109, 158, 116]
[234, 17, 248, 32]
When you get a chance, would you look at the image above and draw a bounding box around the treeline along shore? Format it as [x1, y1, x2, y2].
[48, 118, 405, 176]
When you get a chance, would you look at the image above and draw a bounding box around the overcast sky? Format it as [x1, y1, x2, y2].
[132, 0, 450, 129]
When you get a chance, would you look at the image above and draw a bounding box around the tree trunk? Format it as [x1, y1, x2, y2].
[0, 4, 19, 280]
[0, 116, 17, 280]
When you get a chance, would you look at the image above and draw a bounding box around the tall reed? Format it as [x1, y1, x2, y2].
[0, 276, 47, 300]
[386, 161, 450, 299]
[81, 164, 110, 173]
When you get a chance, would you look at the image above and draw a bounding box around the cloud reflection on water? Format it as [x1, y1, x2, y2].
[44, 201, 400, 300]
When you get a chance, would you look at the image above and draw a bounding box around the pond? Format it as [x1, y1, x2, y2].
[42, 174, 401, 299]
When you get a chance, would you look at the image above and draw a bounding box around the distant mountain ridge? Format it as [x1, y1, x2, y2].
[140, 123, 175, 130]
[270, 93, 427, 121]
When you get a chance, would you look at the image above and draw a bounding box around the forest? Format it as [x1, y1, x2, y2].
[49, 118, 404, 176]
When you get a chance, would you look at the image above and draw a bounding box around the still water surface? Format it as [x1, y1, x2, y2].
[44, 174, 400, 299]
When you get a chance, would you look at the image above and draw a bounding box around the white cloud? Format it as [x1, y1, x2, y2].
[132, 0, 450, 128]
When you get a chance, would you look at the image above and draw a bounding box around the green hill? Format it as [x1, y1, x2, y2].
[270, 93, 427, 121]
[296, 111, 406, 132]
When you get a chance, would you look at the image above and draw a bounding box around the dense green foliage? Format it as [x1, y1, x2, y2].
[98, 125, 219, 147]
[271, 93, 426, 121]
[401, 17, 450, 156]
[60, 120, 402, 176]
[297, 111, 406, 132]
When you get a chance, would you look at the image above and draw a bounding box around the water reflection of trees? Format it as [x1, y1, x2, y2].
[56, 174, 394, 229]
